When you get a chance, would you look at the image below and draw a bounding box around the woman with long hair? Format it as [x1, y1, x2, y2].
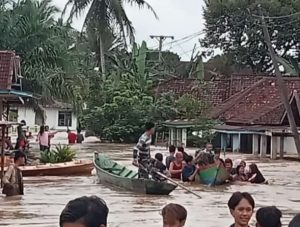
[248, 163, 266, 184]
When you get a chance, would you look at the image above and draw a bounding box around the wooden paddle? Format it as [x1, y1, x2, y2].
[134, 164, 202, 199]
[155, 171, 202, 199]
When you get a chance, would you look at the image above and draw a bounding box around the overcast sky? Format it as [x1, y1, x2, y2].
[52, 0, 206, 60]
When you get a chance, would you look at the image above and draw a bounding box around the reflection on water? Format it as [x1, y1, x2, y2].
[0, 143, 300, 227]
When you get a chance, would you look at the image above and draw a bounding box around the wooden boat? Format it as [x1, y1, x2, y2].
[93, 153, 177, 195]
[197, 165, 229, 186]
[4, 160, 93, 177]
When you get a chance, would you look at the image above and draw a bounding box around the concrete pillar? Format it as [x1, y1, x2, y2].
[260, 135, 267, 157]
[232, 134, 240, 152]
[176, 128, 181, 147]
[182, 128, 187, 147]
[170, 128, 174, 145]
[271, 136, 279, 160]
[252, 134, 259, 155]
[280, 136, 284, 159]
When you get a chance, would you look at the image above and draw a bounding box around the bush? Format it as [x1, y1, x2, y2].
[40, 144, 76, 164]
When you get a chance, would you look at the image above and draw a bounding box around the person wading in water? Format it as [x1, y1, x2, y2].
[132, 122, 155, 179]
[2, 151, 26, 196]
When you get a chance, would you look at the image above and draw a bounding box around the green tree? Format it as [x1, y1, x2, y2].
[202, 0, 300, 72]
[0, 0, 91, 121]
[63, 0, 157, 74]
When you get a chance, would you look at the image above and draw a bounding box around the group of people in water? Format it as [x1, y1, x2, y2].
[59, 193, 300, 227]
[133, 122, 266, 185]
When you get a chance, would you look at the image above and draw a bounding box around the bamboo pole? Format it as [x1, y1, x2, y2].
[1, 125, 5, 188]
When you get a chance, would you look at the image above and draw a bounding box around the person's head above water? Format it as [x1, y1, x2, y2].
[289, 214, 300, 227]
[162, 203, 187, 227]
[175, 152, 183, 163]
[169, 145, 176, 154]
[14, 151, 26, 166]
[145, 122, 155, 135]
[59, 196, 109, 227]
[256, 206, 282, 227]
[228, 192, 255, 227]
[155, 153, 163, 162]
[205, 143, 213, 151]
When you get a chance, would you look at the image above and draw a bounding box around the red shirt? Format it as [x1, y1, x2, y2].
[68, 133, 77, 144]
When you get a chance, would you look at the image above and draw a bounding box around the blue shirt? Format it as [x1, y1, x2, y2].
[182, 164, 196, 182]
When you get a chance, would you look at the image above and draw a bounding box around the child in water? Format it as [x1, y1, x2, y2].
[162, 203, 187, 227]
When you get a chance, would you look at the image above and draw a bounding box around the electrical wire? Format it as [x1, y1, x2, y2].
[252, 11, 300, 19]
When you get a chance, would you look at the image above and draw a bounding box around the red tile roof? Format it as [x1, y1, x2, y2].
[214, 77, 300, 125]
[0, 51, 16, 89]
[155, 74, 266, 107]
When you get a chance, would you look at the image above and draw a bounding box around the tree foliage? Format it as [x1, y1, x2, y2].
[202, 0, 300, 73]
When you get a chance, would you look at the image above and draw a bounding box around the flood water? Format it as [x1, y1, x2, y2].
[0, 142, 300, 227]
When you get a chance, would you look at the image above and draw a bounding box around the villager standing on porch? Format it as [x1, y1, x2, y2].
[2, 151, 25, 196]
[132, 122, 155, 179]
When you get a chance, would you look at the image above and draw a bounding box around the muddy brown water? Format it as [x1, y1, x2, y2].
[0, 143, 300, 227]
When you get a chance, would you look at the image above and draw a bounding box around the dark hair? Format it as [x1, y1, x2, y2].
[214, 148, 221, 154]
[155, 153, 163, 162]
[14, 151, 26, 162]
[39, 125, 45, 135]
[77, 128, 81, 133]
[256, 206, 282, 227]
[20, 120, 26, 125]
[225, 158, 233, 166]
[169, 145, 176, 153]
[145, 122, 155, 131]
[45, 125, 49, 130]
[67, 129, 71, 133]
[186, 155, 193, 163]
[289, 214, 300, 227]
[236, 165, 245, 175]
[59, 196, 109, 227]
[162, 203, 187, 223]
[177, 147, 184, 152]
[228, 192, 255, 210]
[249, 163, 265, 184]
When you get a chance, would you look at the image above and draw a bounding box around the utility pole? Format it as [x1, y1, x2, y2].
[259, 6, 300, 157]
[150, 35, 174, 62]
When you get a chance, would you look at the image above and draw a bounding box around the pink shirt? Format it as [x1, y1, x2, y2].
[38, 132, 49, 146]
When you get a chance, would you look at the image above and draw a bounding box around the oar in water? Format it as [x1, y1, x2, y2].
[209, 163, 221, 187]
[155, 171, 202, 199]
[134, 164, 202, 199]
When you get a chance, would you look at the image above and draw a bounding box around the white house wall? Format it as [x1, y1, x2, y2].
[17, 107, 36, 126]
[17, 107, 77, 131]
[284, 137, 298, 155]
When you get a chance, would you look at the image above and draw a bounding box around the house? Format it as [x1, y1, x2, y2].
[15, 100, 77, 131]
[157, 74, 300, 158]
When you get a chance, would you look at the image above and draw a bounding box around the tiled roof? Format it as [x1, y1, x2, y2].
[155, 74, 266, 107]
[0, 51, 15, 89]
[214, 78, 300, 125]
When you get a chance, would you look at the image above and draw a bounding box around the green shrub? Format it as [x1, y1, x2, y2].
[40, 144, 76, 164]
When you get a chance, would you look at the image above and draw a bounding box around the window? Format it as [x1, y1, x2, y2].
[58, 111, 72, 127]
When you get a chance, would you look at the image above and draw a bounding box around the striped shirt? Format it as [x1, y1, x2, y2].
[133, 133, 152, 160]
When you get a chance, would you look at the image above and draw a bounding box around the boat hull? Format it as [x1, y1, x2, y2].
[4, 161, 93, 177]
[198, 165, 229, 185]
[94, 153, 177, 195]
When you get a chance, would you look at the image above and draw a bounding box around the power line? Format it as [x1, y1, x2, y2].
[252, 11, 300, 19]
[150, 35, 174, 62]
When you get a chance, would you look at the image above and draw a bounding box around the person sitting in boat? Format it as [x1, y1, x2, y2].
[228, 192, 255, 227]
[169, 152, 183, 180]
[162, 203, 187, 227]
[256, 206, 282, 227]
[195, 142, 214, 159]
[177, 146, 189, 163]
[59, 196, 109, 227]
[233, 165, 248, 182]
[132, 122, 155, 179]
[182, 155, 198, 182]
[248, 163, 266, 184]
[195, 150, 214, 166]
[2, 151, 26, 196]
[151, 153, 169, 181]
[166, 145, 176, 170]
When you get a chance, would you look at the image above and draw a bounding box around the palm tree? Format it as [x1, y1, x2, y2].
[63, 0, 158, 75]
[0, 0, 90, 123]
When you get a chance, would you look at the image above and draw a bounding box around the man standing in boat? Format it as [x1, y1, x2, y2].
[132, 122, 155, 179]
